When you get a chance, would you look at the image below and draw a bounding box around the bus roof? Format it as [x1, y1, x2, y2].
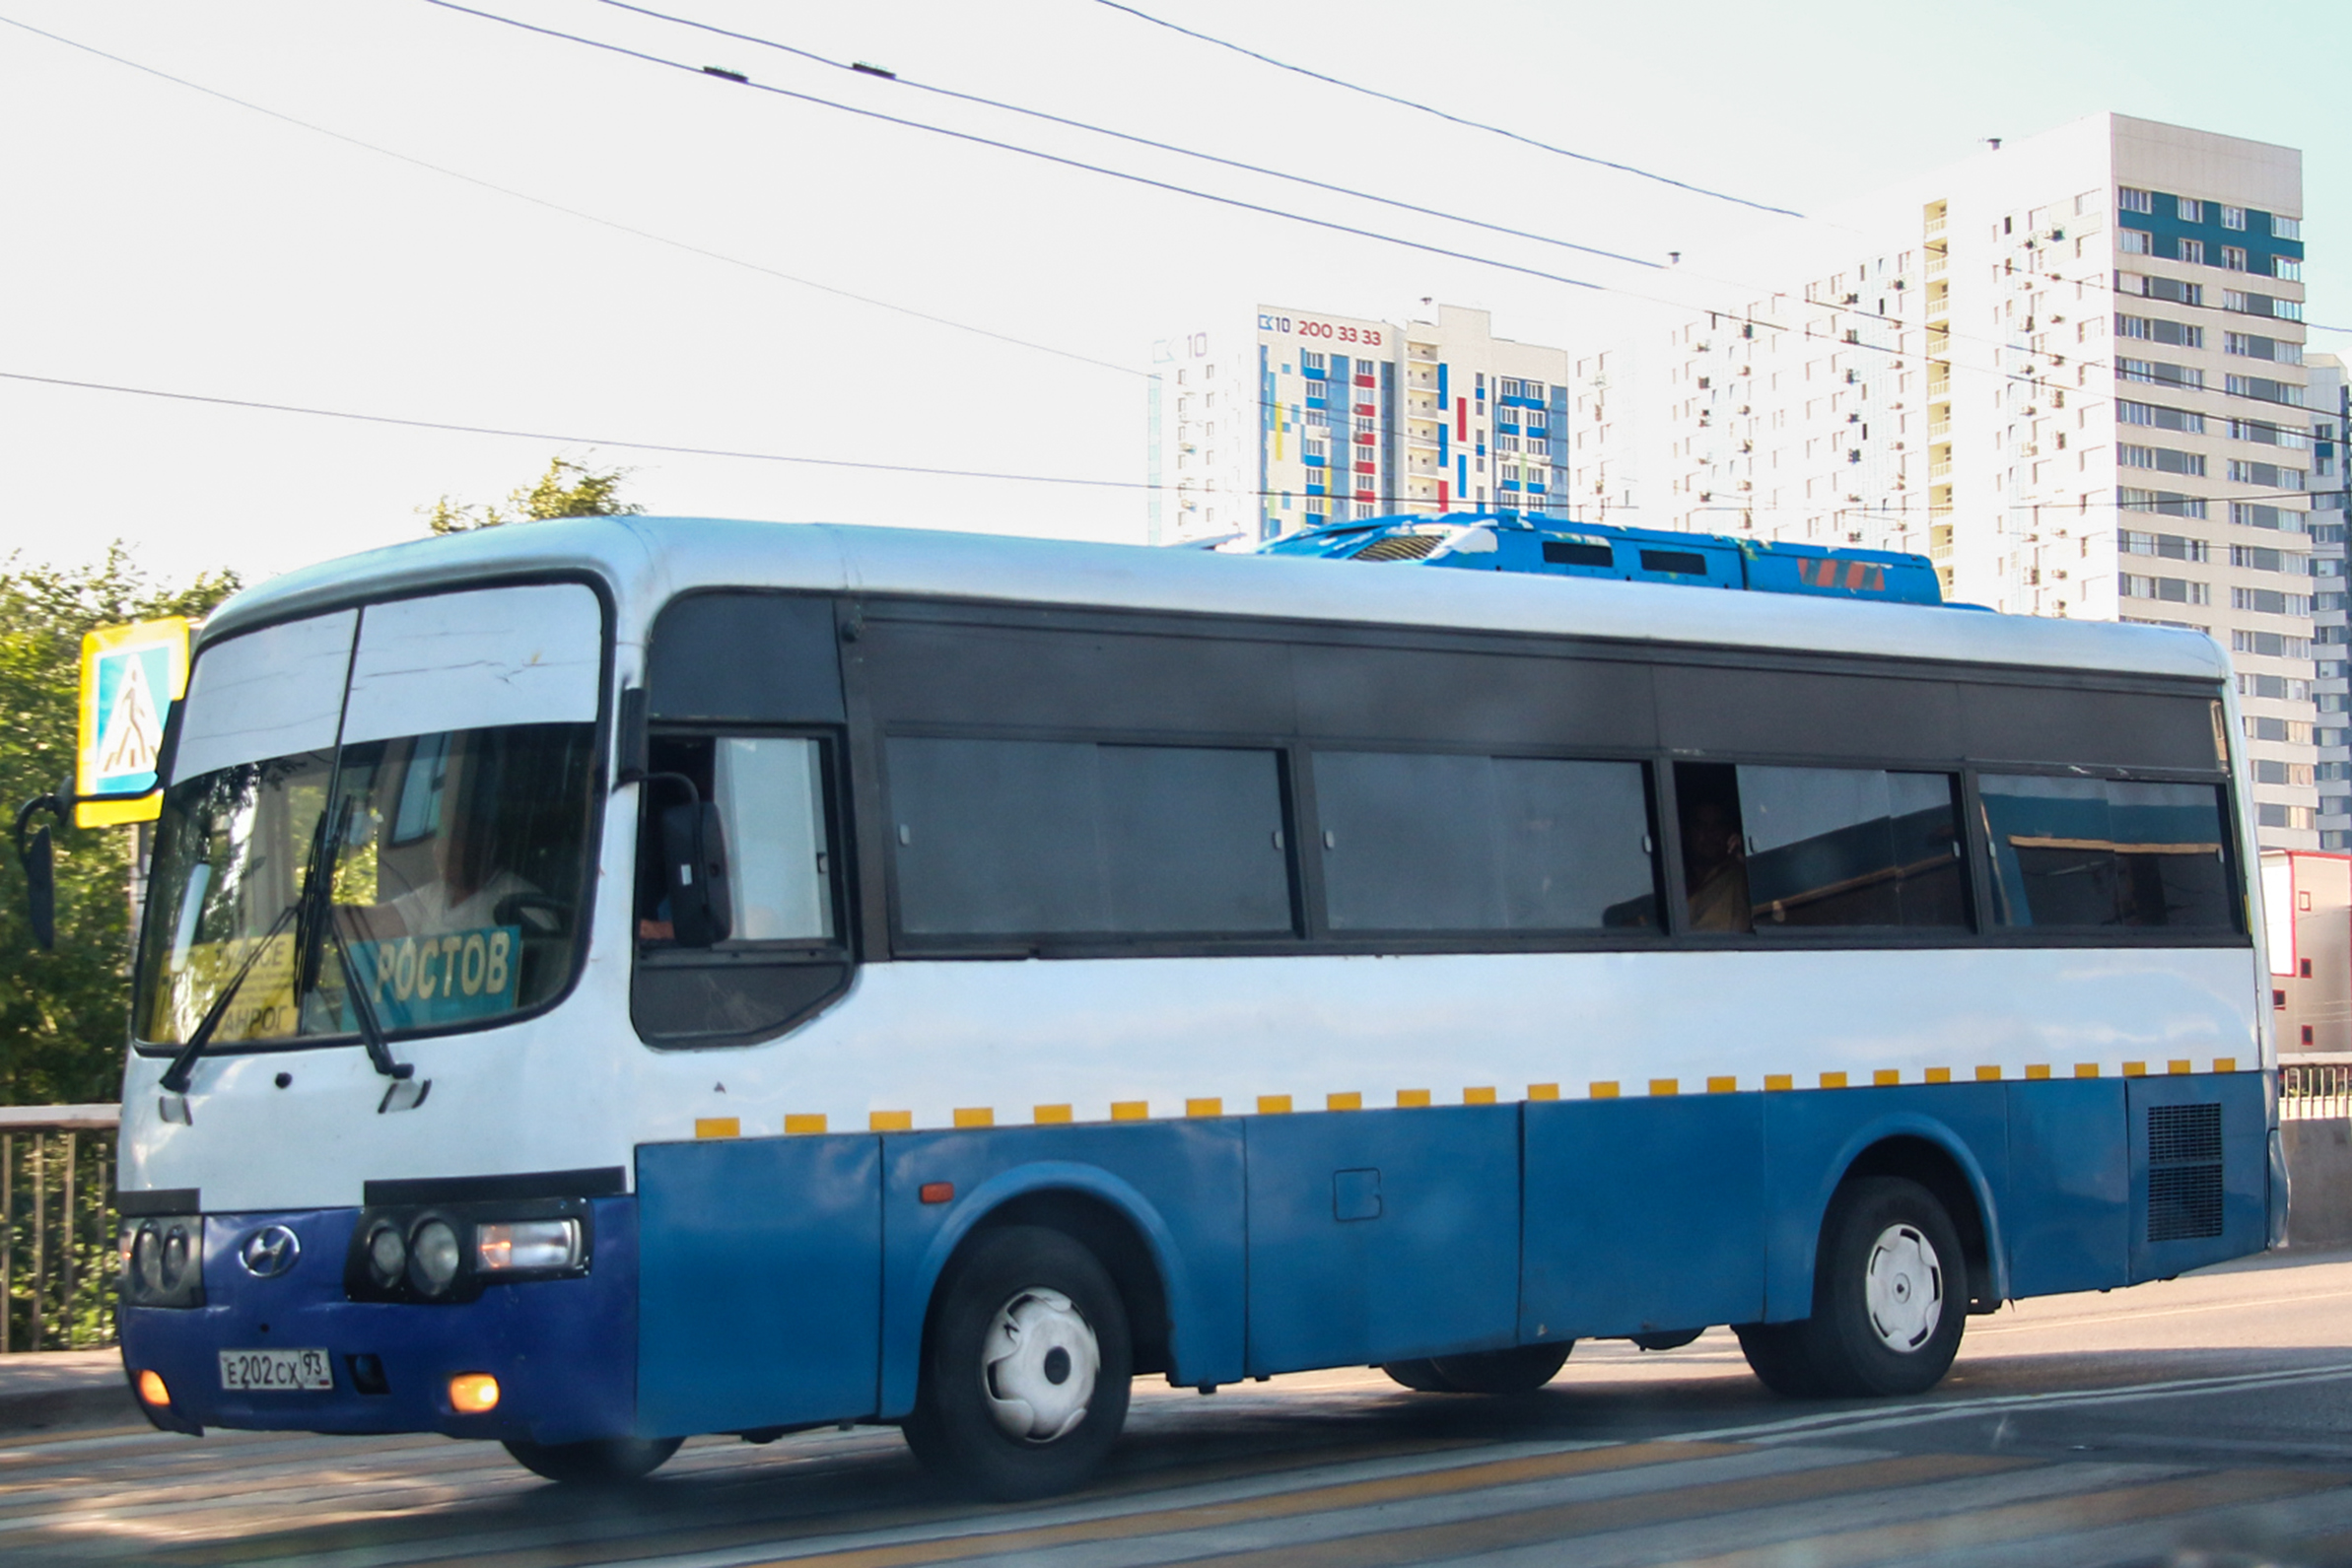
[205, 516, 2230, 684]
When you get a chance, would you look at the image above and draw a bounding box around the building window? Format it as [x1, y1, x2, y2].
[2179, 238, 2206, 266]
[2121, 530, 2209, 562]
[2277, 256, 2304, 282]
[2118, 229, 2152, 255]
[2119, 186, 2155, 215]
[2273, 215, 2303, 240]
[2177, 197, 2203, 223]
[2121, 575, 2210, 605]
[2228, 459, 2307, 490]
[1301, 351, 1325, 374]
[2223, 246, 2248, 272]
[2223, 206, 2248, 232]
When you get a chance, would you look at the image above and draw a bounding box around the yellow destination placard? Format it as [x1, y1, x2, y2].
[76, 617, 191, 828]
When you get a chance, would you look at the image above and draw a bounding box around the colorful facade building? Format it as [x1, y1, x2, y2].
[1149, 305, 1571, 544]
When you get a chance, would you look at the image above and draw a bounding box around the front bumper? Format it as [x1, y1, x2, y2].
[120, 1199, 637, 1444]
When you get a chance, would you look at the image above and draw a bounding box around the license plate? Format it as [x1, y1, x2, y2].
[219, 1347, 333, 1392]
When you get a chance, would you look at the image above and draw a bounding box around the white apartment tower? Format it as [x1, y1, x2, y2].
[1149, 305, 1571, 544]
[1611, 115, 2317, 847]
[2307, 354, 2349, 844]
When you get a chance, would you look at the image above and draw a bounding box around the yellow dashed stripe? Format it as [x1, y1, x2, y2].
[788, 1057, 2255, 1135]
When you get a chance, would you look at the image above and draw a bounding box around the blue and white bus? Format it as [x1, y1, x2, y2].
[104, 516, 2277, 1498]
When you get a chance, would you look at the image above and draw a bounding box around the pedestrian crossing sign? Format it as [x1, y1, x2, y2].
[76, 617, 191, 828]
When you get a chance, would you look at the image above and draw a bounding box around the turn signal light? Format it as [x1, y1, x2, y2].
[136, 1370, 171, 1406]
[448, 1373, 501, 1414]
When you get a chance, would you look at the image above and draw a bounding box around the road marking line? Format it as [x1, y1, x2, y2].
[1669, 1361, 2352, 1445]
[721, 1442, 1747, 1568]
[1662, 1466, 2340, 1568]
[1081, 1451, 2025, 1568]
[1972, 1285, 2352, 1334]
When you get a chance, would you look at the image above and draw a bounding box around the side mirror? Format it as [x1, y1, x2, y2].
[659, 799, 733, 946]
[12, 784, 71, 953]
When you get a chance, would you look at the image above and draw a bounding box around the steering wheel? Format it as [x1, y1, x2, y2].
[493, 893, 570, 938]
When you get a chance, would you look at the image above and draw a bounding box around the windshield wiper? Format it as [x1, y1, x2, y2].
[326, 905, 411, 1083]
[158, 901, 298, 1094]
[296, 795, 412, 1083]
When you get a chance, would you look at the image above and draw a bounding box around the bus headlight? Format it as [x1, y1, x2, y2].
[119, 1217, 205, 1308]
[365, 1222, 407, 1288]
[475, 1219, 581, 1273]
[408, 1220, 462, 1296]
[343, 1198, 591, 1303]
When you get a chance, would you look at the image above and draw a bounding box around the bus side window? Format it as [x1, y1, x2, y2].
[1675, 762, 1968, 932]
[1311, 752, 1658, 934]
[633, 732, 849, 1048]
[1976, 774, 2234, 931]
[1674, 763, 1751, 933]
[637, 736, 835, 946]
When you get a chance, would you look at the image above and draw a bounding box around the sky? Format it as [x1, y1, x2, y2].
[0, 0, 2346, 589]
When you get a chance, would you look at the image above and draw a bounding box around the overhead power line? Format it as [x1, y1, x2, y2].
[590, 0, 1662, 271]
[0, 369, 1150, 490]
[0, 10, 1142, 378]
[1088, 0, 1806, 220]
[410, 3, 2162, 406]
[415, 0, 1642, 300]
[1, 365, 2325, 521]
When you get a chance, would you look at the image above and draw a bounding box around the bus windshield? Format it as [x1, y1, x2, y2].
[134, 723, 598, 1047]
[130, 580, 607, 1051]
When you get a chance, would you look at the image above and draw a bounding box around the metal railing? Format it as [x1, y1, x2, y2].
[2282, 1063, 2352, 1121]
[1, 1106, 120, 1351]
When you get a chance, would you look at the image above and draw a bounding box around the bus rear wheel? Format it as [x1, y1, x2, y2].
[1382, 1342, 1571, 1395]
[1739, 1175, 1966, 1398]
[903, 1225, 1133, 1500]
[501, 1435, 681, 1484]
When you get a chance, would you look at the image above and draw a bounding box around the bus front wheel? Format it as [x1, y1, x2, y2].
[1738, 1175, 1966, 1398]
[501, 1435, 682, 1484]
[903, 1224, 1133, 1500]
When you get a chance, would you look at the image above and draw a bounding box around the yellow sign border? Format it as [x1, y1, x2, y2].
[76, 617, 191, 829]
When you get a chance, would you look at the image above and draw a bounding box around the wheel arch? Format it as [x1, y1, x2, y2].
[1791, 1116, 2009, 1316]
[887, 1162, 1190, 1417]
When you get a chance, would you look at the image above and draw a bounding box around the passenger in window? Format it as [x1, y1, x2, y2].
[1676, 764, 1751, 932]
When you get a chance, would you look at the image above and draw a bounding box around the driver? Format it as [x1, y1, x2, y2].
[383, 765, 540, 937]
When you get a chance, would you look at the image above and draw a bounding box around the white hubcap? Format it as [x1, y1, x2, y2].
[1863, 1222, 1944, 1352]
[981, 1287, 1099, 1443]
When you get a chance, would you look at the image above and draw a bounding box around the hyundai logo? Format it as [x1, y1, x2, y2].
[238, 1225, 301, 1279]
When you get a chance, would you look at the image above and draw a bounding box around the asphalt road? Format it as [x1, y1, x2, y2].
[11, 1249, 2352, 1567]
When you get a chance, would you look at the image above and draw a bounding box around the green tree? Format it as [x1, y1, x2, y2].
[421, 454, 646, 535]
[0, 547, 240, 1106]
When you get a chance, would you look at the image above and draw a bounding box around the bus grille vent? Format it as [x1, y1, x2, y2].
[2149, 1103, 2222, 1164]
[1354, 534, 1441, 562]
[2146, 1102, 2224, 1243]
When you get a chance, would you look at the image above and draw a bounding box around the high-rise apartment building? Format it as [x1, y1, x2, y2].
[2308, 354, 2349, 844]
[1148, 305, 1570, 544]
[1604, 114, 2317, 846]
